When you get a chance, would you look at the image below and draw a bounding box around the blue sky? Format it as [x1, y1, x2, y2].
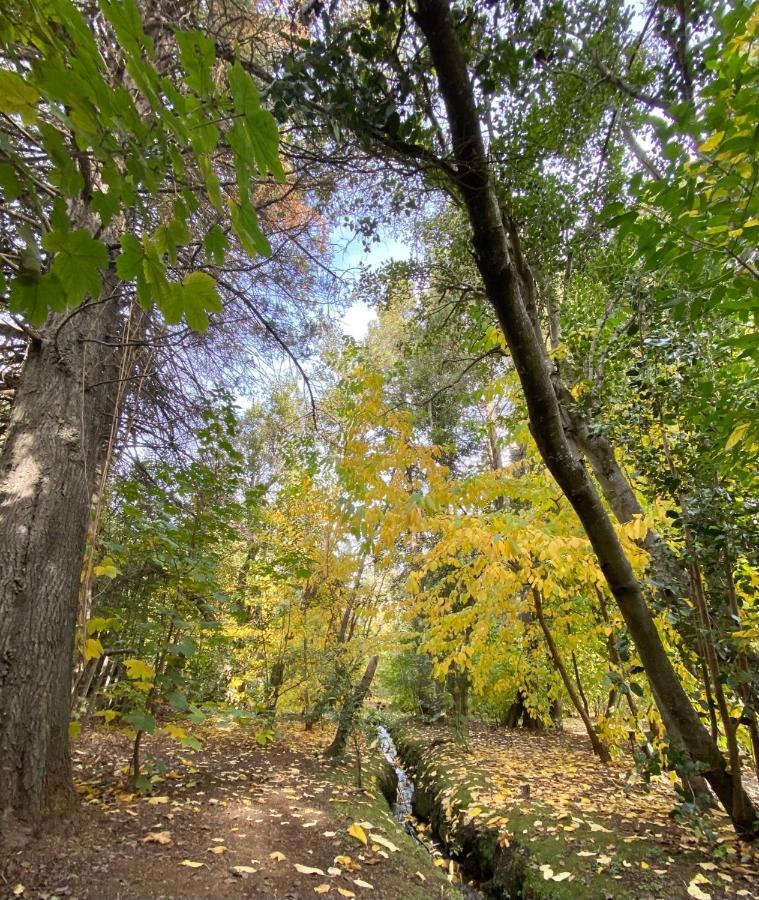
[332, 225, 412, 339]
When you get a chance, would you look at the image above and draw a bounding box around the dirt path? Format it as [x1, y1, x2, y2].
[1, 725, 458, 900]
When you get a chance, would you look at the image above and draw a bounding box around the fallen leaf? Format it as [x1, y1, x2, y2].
[231, 866, 257, 875]
[552, 872, 572, 882]
[179, 860, 204, 868]
[687, 880, 711, 900]
[142, 830, 171, 845]
[11, 886, 24, 897]
[294, 864, 327, 876]
[208, 845, 227, 854]
[368, 833, 399, 853]
[415, 871, 426, 882]
[270, 851, 287, 861]
[327, 866, 341, 876]
[314, 885, 331, 894]
[347, 823, 368, 846]
[337, 890, 356, 898]
[353, 879, 374, 890]
[539, 864, 554, 881]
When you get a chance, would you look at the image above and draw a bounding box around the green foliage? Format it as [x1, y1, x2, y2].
[0, 0, 282, 328]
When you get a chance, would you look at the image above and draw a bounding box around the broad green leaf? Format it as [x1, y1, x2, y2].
[180, 271, 223, 331]
[167, 690, 190, 712]
[176, 30, 216, 96]
[42, 228, 108, 303]
[9, 272, 66, 326]
[230, 199, 271, 257]
[0, 70, 39, 122]
[203, 225, 229, 265]
[124, 709, 156, 734]
[116, 233, 145, 280]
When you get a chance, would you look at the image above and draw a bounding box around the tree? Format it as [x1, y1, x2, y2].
[0, 0, 282, 836]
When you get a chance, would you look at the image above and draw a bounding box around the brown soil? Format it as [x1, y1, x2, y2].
[0, 724, 448, 900]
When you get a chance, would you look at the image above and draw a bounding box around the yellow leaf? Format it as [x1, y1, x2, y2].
[142, 830, 172, 845]
[368, 834, 399, 853]
[314, 885, 331, 895]
[179, 860, 204, 868]
[94, 556, 119, 579]
[148, 795, 169, 805]
[337, 890, 356, 898]
[232, 866, 257, 875]
[208, 846, 227, 854]
[726, 423, 749, 450]
[353, 879, 374, 890]
[347, 823, 368, 846]
[270, 851, 286, 861]
[84, 638, 103, 661]
[68, 720, 81, 739]
[698, 131, 725, 153]
[124, 658, 155, 680]
[687, 879, 711, 900]
[164, 724, 186, 740]
[294, 864, 326, 876]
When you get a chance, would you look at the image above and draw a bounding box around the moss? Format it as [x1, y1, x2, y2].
[389, 720, 702, 900]
[326, 736, 463, 899]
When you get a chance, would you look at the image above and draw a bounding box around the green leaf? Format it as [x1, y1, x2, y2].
[180, 271, 223, 331]
[176, 30, 216, 96]
[179, 735, 203, 750]
[230, 199, 271, 257]
[0, 162, 22, 199]
[135, 774, 153, 795]
[203, 225, 229, 265]
[124, 709, 156, 734]
[167, 690, 190, 712]
[170, 638, 197, 658]
[188, 704, 206, 725]
[9, 272, 66, 326]
[42, 228, 108, 303]
[0, 70, 39, 123]
[116, 233, 145, 280]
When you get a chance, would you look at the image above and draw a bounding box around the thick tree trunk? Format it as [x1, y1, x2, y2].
[324, 655, 378, 759]
[0, 270, 125, 838]
[413, 0, 757, 837]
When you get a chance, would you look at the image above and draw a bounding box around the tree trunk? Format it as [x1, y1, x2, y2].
[533, 588, 611, 763]
[0, 267, 125, 838]
[324, 655, 378, 760]
[412, 0, 756, 837]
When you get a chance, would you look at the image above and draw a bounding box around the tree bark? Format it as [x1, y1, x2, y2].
[324, 655, 378, 759]
[0, 266, 125, 838]
[412, 0, 756, 837]
[533, 588, 611, 763]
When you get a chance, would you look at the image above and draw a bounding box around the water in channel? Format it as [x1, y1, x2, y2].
[376, 725, 485, 899]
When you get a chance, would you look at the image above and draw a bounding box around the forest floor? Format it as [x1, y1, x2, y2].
[0, 723, 459, 900]
[391, 719, 759, 900]
[2, 720, 758, 900]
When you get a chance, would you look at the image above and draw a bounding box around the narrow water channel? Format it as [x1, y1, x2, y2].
[377, 725, 485, 899]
